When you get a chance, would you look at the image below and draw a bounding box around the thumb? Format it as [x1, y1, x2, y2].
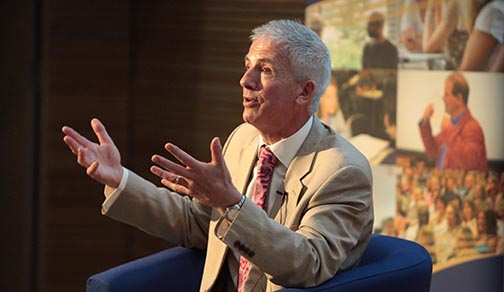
[86, 161, 99, 176]
[210, 137, 224, 167]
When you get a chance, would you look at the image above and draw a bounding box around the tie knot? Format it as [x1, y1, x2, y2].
[258, 146, 278, 169]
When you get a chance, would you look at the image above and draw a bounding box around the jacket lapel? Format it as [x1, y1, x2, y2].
[234, 135, 259, 193]
[249, 119, 329, 290]
[203, 132, 259, 291]
[284, 119, 327, 213]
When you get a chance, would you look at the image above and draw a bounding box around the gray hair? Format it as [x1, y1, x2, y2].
[250, 19, 332, 114]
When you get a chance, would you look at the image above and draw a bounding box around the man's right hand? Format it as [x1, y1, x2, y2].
[62, 118, 123, 188]
[423, 103, 434, 124]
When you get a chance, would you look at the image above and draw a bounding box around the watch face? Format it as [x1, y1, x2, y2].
[225, 207, 240, 221]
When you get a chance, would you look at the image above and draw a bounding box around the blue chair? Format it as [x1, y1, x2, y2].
[87, 234, 432, 292]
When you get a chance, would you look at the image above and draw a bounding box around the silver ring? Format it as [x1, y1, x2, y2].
[174, 175, 181, 184]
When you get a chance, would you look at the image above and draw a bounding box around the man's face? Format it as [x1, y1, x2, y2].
[240, 39, 303, 134]
[443, 80, 461, 116]
[367, 21, 381, 38]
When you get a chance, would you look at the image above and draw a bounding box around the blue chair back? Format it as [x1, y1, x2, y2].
[87, 234, 432, 292]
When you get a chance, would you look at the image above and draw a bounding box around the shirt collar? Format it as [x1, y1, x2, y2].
[451, 110, 466, 126]
[258, 116, 313, 168]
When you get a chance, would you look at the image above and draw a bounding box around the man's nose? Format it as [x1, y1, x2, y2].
[239, 68, 258, 90]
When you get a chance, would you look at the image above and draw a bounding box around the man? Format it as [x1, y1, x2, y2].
[419, 71, 487, 171]
[62, 20, 373, 291]
[362, 11, 398, 69]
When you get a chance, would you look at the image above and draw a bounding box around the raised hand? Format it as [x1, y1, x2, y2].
[150, 137, 242, 211]
[62, 118, 123, 188]
[423, 103, 434, 123]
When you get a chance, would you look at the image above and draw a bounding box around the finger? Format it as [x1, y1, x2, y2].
[160, 178, 190, 195]
[150, 166, 190, 193]
[150, 165, 176, 180]
[210, 137, 225, 167]
[151, 154, 191, 177]
[62, 125, 94, 149]
[63, 136, 80, 155]
[91, 118, 114, 146]
[77, 148, 92, 168]
[164, 143, 200, 169]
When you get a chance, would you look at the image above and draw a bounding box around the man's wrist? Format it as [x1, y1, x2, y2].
[215, 194, 246, 240]
[109, 166, 124, 189]
[222, 194, 246, 222]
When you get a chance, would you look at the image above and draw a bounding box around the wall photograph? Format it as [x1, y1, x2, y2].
[306, 0, 504, 284]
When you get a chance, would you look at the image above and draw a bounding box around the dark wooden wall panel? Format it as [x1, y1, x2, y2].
[37, 0, 134, 291]
[36, 1, 305, 291]
[0, 0, 37, 291]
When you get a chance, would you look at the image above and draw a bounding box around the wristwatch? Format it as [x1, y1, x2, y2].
[223, 195, 246, 222]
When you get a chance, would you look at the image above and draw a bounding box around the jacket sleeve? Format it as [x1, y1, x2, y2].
[104, 170, 212, 249]
[419, 119, 440, 158]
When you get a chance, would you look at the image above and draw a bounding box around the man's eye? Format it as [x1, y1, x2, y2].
[261, 67, 272, 73]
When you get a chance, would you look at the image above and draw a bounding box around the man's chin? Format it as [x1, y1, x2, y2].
[242, 114, 255, 126]
[243, 114, 266, 132]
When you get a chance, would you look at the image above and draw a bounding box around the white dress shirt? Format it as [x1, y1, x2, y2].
[246, 115, 313, 214]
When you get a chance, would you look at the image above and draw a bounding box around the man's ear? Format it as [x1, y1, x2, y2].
[455, 92, 464, 104]
[296, 80, 316, 105]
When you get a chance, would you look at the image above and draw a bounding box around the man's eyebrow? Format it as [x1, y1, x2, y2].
[244, 55, 275, 65]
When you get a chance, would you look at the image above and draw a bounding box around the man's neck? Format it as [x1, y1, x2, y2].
[260, 115, 312, 145]
[373, 35, 386, 43]
[450, 107, 467, 120]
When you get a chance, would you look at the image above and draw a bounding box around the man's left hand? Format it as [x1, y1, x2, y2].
[150, 137, 242, 212]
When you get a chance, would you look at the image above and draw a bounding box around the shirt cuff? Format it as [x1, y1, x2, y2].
[101, 167, 129, 214]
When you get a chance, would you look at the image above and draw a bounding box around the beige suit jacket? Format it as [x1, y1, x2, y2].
[105, 118, 374, 292]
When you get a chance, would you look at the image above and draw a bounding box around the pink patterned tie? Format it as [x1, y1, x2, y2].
[238, 146, 278, 292]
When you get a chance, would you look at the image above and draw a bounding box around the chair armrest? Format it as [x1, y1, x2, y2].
[279, 234, 432, 292]
[86, 247, 206, 292]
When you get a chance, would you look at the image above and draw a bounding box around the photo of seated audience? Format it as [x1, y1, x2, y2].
[417, 226, 437, 264]
[455, 226, 480, 258]
[390, 157, 504, 268]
